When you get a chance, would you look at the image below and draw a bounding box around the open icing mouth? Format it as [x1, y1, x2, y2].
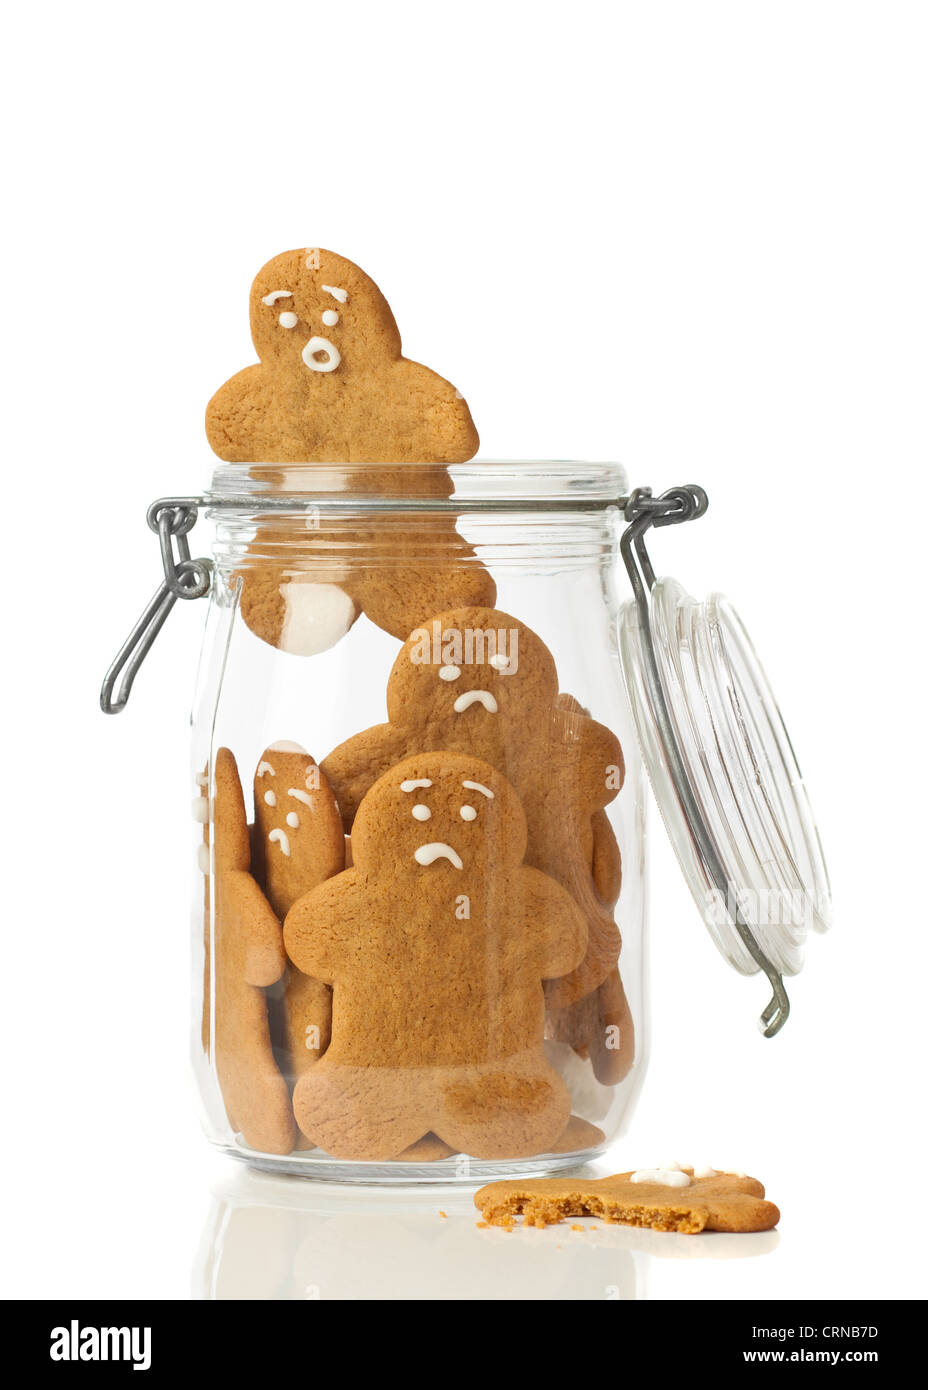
[413, 842, 463, 869]
[452, 689, 498, 714]
[302, 336, 341, 373]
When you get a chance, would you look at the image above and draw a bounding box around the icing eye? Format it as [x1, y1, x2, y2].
[412, 804, 431, 821]
[460, 805, 477, 821]
[439, 665, 461, 682]
[264, 790, 277, 806]
[279, 311, 298, 329]
[321, 309, 339, 327]
[489, 653, 510, 670]
[286, 811, 300, 829]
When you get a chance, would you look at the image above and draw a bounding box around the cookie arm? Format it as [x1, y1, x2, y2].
[581, 717, 625, 808]
[519, 868, 588, 979]
[226, 869, 288, 988]
[322, 724, 412, 829]
[283, 872, 358, 983]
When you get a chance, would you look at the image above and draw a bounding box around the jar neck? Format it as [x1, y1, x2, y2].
[204, 459, 629, 575]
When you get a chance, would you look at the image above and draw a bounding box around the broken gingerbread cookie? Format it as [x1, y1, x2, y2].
[474, 1165, 779, 1232]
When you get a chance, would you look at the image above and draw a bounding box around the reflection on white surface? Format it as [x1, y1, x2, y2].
[194, 1164, 779, 1300]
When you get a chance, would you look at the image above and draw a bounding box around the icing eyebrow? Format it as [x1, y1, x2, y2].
[400, 778, 432, 792]
[321, 284, 348, 303]
[261, 290, 292, 306]
[462, 780, 494, 799]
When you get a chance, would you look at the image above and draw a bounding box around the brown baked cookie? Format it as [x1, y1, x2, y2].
[475, 1168, 779, 1232]
[205, 247, 495, 653]
[211, 748, 296, 1155]
[396, 1134, 458, 1162]
[283, 753, 587, 1160]
[321, 608, 624, 1005]
[547, 966, 635, 1086]
[251, 742, 345, 1085]
[206, 248, 479, 464]
[591, 811, 623, 907]
[556, 696, 623, 909]
[549, 1114, 606, 1153]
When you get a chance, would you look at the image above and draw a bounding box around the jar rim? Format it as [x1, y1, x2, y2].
[204, 459, 630, 514]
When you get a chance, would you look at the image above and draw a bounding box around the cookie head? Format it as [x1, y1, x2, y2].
[249, 248, 400, 379]
[387, 608, 559, 728]
[350, 754, 527, 881]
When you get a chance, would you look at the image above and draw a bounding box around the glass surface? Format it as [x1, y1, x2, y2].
[190, 461, 646, 1181]
[620, 577, 831, 980]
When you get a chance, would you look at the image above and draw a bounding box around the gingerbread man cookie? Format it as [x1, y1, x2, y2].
[210, 747, 296, 1155]
[206, 248, 479, 465]
[206, 248, 496, 654]
[251, 742, 345, 1088]
[321, 608, 625, 1007]
[475, 1167, 779, 1232]
[283, 753, 587, 1160]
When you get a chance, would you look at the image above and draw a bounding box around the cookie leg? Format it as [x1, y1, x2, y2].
[292, 1059, 433, 1161]
[547, 964, 635, 1086]
[435, 1054, 571, 1160]
[279, 971, 332, 1083]
[216, 988, 296, 1155]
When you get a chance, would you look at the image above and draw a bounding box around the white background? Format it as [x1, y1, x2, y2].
[2, 0, 926, 1301]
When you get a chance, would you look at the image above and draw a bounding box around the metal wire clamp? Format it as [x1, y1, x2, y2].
[100, 498, 211, 715]
[620, 484, 791, 1037]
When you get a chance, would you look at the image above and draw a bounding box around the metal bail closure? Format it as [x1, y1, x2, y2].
[617, 485, 831, 1037]
[100, 497, 212, 714]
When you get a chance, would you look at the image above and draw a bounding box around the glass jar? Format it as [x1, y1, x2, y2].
[103, 460, 830, 1182]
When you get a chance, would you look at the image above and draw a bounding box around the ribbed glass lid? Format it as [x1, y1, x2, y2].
[205, 460, 629, 509]
[620, 575, 831, 1025]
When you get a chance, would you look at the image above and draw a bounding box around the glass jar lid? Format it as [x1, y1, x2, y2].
[617, 488, 831, 1035]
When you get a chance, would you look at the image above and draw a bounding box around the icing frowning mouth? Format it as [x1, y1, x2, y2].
[413, 842, 463, 869]
[452, 689, 498, 714]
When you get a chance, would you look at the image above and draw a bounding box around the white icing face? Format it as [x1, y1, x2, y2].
[288, 787, 314, 808]
[264, 790, 277, 807]
[413, 842, 463, 870]
[461, 780, 494, 799]
[262, 290, 292, 306]
[321, 284, 348, 303]
[321, 309, 339, 327]
[453, 690, 498, 715]
[268, 828, 290, 857]
[286, 811, 300, 829]
[278, 310, 298, 329]
[630, 1168, 692, 1188]
[302, 336, 340, 372]
[256, 760, 276, 778]
[400, 779, 432, 792]
[488, 653, 511, 670]
[411, 804, 431, 822]
[439, 665, 461, 682]
[460, 804, 477, 821]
